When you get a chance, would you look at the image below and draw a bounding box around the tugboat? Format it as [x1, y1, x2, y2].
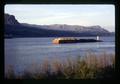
[52, 36, 102, 44]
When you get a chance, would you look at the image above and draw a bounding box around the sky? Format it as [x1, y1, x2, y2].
[5, 4, 115, 32]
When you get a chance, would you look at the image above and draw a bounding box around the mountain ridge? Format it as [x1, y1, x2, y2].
[4, 13, 114, 38]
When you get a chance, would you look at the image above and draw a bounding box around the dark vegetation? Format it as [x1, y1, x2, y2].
[5, 53, 115, 79]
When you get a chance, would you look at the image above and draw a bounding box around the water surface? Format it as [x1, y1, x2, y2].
[5, 36, 115, 75]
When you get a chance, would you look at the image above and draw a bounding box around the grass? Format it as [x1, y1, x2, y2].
[5, 53, 115, 79]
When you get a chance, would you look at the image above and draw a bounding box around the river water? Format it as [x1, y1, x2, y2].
[4, 36, 115, 75]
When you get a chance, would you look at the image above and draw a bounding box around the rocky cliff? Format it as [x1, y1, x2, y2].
[5, 13, 19, 25]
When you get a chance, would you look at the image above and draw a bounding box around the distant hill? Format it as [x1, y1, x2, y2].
[5, 13, 20, 25]
[4, 14, 114, 38]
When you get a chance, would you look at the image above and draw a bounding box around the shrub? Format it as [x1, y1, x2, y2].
[5, 53, 115, 79]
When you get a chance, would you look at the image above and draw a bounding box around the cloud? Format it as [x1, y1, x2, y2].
[5, 5, 115, 31]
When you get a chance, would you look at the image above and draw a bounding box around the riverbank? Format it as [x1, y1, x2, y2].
[5, 53, 115, 79]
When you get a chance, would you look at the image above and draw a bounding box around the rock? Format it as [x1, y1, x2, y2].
[5, 13, 19, 25]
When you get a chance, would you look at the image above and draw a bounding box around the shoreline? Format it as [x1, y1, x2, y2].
[5, 53, 115, 79]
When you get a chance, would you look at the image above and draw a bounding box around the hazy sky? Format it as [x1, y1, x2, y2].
[5, 4, 115, 32]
